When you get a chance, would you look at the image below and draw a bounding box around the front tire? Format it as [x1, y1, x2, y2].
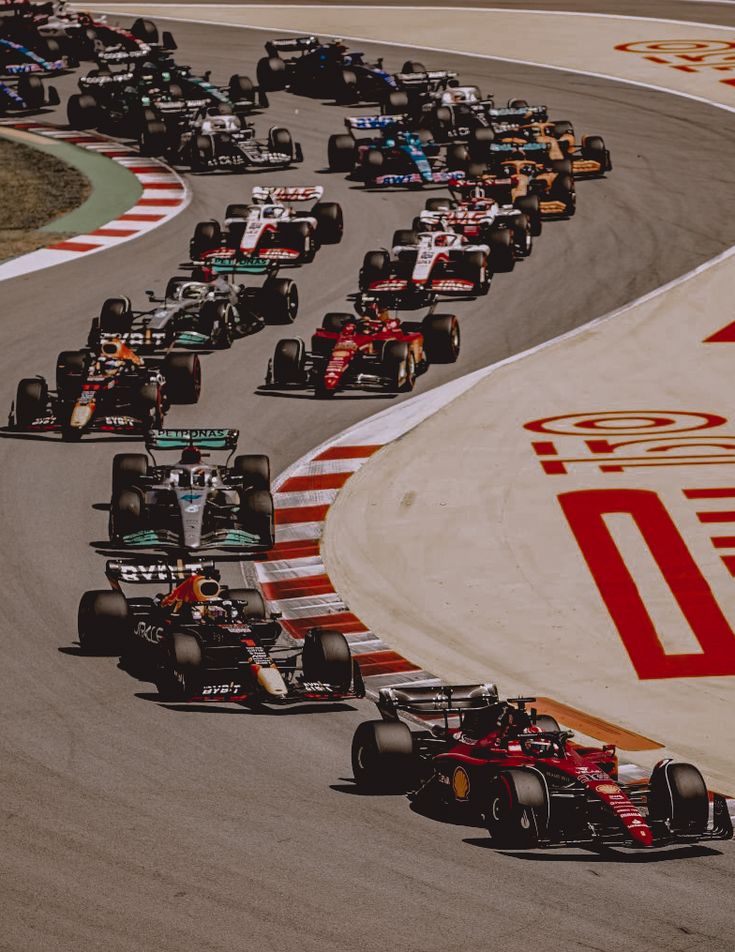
[486, 769, 548, 848]
[77, 590, 130, 655]
[351, 720, 415, 791]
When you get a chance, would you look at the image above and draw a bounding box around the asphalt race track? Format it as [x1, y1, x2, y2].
[3, 8, 735, 951]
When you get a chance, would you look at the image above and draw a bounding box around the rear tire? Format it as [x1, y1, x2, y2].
[233, 454, 270, 491]
[489, 229, 514, 273]
[392, 229, 418, 248]
[422, 314, 460, 364]
[327, 134, 356, 173]
[139, 119, 168, 157]
[321, 312, 352, 334]
[302, 628, 352, 690]
[190, 220, 221, 260]
[18, 74, 45, 110]
[313, 202, 343, 244]
[131, 17, 159, 43]
[238, 489, 274, 548]
[351, 719, 415, 791]
[111, 488, 145, 539]
[257, 55, 286, 91]
[359, 250, 390, 291]
[163, 353, 201, 404]
[227, 588, 266, 620]
[67, 93, 100, 129]
[112, 453, 148, 496]
[99, 297, 132, 334]
[259, 278, 298, 325]
[55, 350, 87, 397]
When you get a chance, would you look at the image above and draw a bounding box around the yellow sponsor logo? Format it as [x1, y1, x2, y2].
[452, 766, 471, 801]
[596, 782, 621, 795]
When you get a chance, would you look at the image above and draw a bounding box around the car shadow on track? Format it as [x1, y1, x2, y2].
[462, 839, 724, 862]
[256, 388, 397, 402]
[0, 430, 141, 444]
[137, 693, 356, 715]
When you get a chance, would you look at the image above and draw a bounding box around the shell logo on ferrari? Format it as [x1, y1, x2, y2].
[596, 783, 621, 795]
[452, 766, 471, 801]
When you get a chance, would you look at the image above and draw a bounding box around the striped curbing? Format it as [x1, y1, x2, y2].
[0, 121, 189, 281]
[253, 405, 735, 818]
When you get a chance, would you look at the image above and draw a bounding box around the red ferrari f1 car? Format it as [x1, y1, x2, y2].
[264, 296, 459, 397]
[351, 686, 733, 850]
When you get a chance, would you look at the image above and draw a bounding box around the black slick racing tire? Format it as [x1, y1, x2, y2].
[67, 93, 100, 129]
[112, 453, 148, 496]
[163, 353, 201, 405]
[422, 314, 460, 364]
[351, 719, 415, 791]
[238, 489, 274, 548]
[327, 134, 356, 173]
[256, 55, 286, 91]
[486, 768, 548, 848]
[99, 296, 132, 334]
[227, 588, 266, 621]
[649, 761, 709, 835]
[15, 378, 48, 427]
[302, 628, 352, 690]
[272, 338, 305, 384]
[313, 202, 343, 244]
[77, 590, 130, 655]
[233, 454, 270, 491]
[259, 278, 299, 325]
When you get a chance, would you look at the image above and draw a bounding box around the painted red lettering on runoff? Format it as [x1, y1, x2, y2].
[558, 489, 735, 679]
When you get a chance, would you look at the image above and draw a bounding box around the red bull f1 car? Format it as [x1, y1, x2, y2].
[8, 339, 200, 440]
[351, 687, 733, 850]
[190, 186, 343, 266]
[265, 296, 460, 398]
[107, 428, 273, 553]
[78, 559, 365, 705]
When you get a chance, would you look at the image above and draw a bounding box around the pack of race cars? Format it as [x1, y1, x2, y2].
[6, 13, 728, 854]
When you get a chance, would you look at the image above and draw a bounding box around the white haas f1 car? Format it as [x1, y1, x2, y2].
[141, 106, 303, 173]
[359, 230, 490, 301]
[413, 187, 535, 271]
[190, 186, 343, 266]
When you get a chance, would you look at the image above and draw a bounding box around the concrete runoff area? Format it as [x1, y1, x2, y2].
[2, 6, 735, 951]
[325, 246, 735, 795]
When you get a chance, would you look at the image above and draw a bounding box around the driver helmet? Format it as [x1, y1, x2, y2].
[180, 446, 202, 465]
[522, 733, 555, 758]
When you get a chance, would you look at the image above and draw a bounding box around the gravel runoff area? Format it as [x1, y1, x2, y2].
[0, 138, 90, 262]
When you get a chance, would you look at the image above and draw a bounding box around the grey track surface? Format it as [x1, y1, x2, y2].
[94, 0, 735, 27]
[2, 11, 735, 952]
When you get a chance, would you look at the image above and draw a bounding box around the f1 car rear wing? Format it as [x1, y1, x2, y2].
[488, 104, 547, 121]
[394, 69, 458, 86]
[377, 683, 499, 720]
[201, 252, 278, 276]
[145, 428, 240, 451]
[346, 114, 403, 131]
[251, 185, 323, 203]
[106, 559, 216, 585]
[265, 36, 318, 55]
[489, 141, 550, 157]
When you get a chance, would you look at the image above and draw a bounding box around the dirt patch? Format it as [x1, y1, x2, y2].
[0, 138, 91, 262]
